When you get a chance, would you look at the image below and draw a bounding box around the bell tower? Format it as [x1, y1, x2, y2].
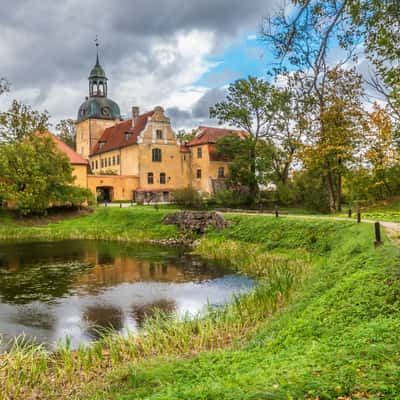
[75, 38, 121, 160]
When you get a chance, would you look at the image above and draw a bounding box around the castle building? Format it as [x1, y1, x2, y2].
[71, 51, 246, 203]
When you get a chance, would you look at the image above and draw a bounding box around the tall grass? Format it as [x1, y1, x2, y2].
[0, 239, 307, 400]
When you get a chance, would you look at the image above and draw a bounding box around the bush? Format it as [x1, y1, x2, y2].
[53, 186, 95, 207]
[172, 187, 204, 209]
[213, 190, 252, 208]
[293, 169, 330, 213]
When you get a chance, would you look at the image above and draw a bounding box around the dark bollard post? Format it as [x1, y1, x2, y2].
[374, 222, 383, 247]
[348, 208, 352, 218]
[120, 202, 122, 208]
[357, 207, 361, 223]
[275, 205, 279, 218]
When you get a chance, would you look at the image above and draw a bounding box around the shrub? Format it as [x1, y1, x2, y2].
[172, 187, 204, 209]
[53, 186, 95, 207]
[213, 190, 252, 208]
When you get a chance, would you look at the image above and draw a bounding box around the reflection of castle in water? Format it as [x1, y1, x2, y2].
[0, 240, 250, 350]
[0, 240, 229, 303]
[75, 246, 228, 294]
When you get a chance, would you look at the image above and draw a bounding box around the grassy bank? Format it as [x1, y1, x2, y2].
[0, 210, 399, 399]
[96, 215, 400, 399]
[0, 207, 179, 242]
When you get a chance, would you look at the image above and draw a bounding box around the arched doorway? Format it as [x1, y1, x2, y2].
[96, 186, 114, 202]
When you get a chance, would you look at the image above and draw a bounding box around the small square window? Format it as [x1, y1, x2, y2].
[196, 169, 202, 179]
[156, 129, 163, 140]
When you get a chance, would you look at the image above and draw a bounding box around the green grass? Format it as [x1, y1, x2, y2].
[91, 215, 400, 400]
[0, 209, 399, 399]
[0, 206, 179, 242]
[337, 198, 400, 222]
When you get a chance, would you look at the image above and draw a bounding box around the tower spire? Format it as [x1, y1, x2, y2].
[95, 34, 99, 65]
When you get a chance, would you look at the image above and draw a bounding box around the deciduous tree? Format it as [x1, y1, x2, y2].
[56, 118, 76, 149]
[300, 67, 366, 212]
[0, 100, 49, 143]
[210, 76, 284, 197]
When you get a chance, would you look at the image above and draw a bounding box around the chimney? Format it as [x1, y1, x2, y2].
[132, 106, 139, 126]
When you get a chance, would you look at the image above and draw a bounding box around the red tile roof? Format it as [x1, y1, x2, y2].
[40, 131, 88, 165]
[186, 126, 248, 147]
[91, 111, 154, 155]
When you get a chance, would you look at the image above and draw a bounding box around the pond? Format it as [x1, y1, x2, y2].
[0, 240, 253, 350]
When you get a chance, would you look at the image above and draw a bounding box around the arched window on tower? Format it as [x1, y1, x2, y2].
[92, 82, 98, 96]
[98, 82, 104, 96]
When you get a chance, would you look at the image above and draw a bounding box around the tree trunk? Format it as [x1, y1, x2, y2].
[326, 169, 336, 213]
[249, 142, 258, 199]
[337, 156, 342, 212]
[337, 171, 342, 212]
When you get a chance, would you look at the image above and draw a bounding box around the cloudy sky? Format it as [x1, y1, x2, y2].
[0, 0, 283, 130]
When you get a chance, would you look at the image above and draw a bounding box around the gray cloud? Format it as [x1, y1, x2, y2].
[192, 87, 226, 118]
[166, 87, 227, 129]
[0, 0, 281, 124]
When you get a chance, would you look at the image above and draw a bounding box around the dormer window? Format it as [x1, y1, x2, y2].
[156, 129, 163, 140]
[125, 132, 132, 141]
[99, 141, 105, 149]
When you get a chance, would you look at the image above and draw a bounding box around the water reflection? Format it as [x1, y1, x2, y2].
[83, 303, 124, 340]
[0, 240, 253, 349]
[132, 299, 176, 328]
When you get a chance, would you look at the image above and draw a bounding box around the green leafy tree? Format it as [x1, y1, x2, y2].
[0, 135, 75, 214]
[176, 129, 196, 143]
[0, 100, 49, 142]
[0, 100, 92, 214]
[300, 67, 366, 212]
[210, 76, 284, 197]
[56, 118, 76, 149]
[215, 134, 273, 201]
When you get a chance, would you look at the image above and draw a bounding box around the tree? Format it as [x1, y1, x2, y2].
[0, 135, 74, 214]
[263, 1, 400, 123]
[0, 100, 49, 143]
[300, 67, 366, 212]
[215, 134, 273, 199]
[362, 104, 399, 198]
[210, 76, 284, 197]
[268, 72, 312, 186]
[176, 129, 196, 143]
[56, 118, 76, 149]
[0, 100, 92, 214]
